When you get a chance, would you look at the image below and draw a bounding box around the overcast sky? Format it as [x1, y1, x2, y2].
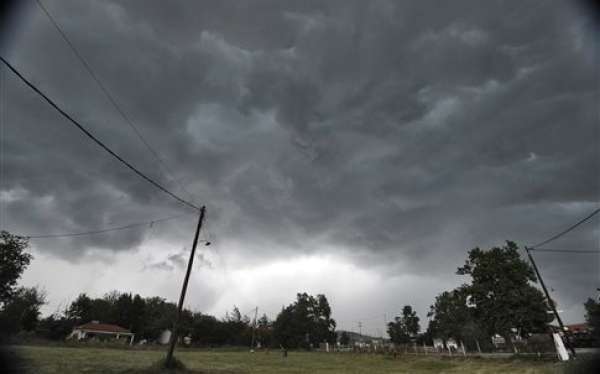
[1, 0, 599, 336]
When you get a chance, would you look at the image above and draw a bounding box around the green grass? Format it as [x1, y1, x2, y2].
[10, 345, 573, 373]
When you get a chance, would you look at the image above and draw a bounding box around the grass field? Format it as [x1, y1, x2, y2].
[6, 345, 588, 373]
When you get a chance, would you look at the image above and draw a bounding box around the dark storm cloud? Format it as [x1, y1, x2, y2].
[1, 0, 598, 311]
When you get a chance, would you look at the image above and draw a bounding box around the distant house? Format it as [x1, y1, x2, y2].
[491, 333, 522, 348]
[433, 338, 444, 349]
[446, 338, 458, 350]
[549, 323, 591, 336]
[563, 323, 595, 347]
[564, 323, 591, 335]
[432, 338, 457, 350]
[69, 321, 134, 345]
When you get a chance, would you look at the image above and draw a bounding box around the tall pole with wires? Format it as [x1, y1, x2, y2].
[525, 246, 576, 358]
[165, 206, 206, 367]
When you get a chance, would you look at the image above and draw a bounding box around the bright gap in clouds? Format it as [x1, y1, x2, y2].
[22, 241, 453, 337]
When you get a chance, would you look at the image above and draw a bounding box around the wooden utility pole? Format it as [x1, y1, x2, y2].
[525, 246, 576, 358]
[165, 206, 206, 367]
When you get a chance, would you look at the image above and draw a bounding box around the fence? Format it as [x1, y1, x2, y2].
[335, 334, 558, 358]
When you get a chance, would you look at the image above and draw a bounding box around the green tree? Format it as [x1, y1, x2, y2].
[0, 286, 46, 334]
[68, 293, 93, 324]
[37, 313, 72, 340]
[112, 292, 135, 330]
[315, 294, 337, 345]
[141, 296, 193, 342]
[339, 331, 350, 346]
[457, 241, 551, 350]
[89, 298, 112, 323]
[273, 293, 336, 349]
[584, 298, 600, 346]
[191, 313, 222, 346]
[67, 292, 113, 325]
[256, 314, 273, 347]
[427, 288, 471, 340]
[142, 296, 176, 341]
[130, 294, 147, 335]
[223, 306, 251, 346]
[388, 305, 420, 344]
[0, 231, 33, 305]
[426, 287, 488, 346]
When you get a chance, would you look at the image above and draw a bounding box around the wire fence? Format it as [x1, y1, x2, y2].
[325, 334, 563, 358]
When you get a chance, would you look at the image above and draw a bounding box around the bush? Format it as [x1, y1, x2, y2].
[515, 334, 555, 354]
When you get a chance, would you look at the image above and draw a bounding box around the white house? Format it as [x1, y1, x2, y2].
[69, 321, 134, 346]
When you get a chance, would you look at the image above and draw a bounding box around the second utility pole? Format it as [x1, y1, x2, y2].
[165, 206, 206, 367]
[525, 246, 576, 358]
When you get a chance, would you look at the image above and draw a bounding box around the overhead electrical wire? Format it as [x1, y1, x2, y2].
[530, 208, 600, 249]
[20, 211, 195, 239]
[0, 56, 199, 211]
[35, 0, 198, 205]
[529, 248, 599, 254]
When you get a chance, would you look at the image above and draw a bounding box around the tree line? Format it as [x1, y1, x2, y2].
[0, 231, 339, 348]
[1, 231, 599, 349]
[387, 241, 598, 350]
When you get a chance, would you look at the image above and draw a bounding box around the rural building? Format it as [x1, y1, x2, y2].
[432, 338, 457, 350]
[564, 323, 591, 335]
[563, 323, 595, 347]
[433, 338, 444, 349]
[491, 333, 522, 348]
[68, 321, 134, 345]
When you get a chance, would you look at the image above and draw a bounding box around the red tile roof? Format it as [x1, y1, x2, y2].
[565, 323, 591, 332]
[75, 322, 132, 334]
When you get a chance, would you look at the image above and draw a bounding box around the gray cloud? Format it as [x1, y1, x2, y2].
[1, 0, 598, 319]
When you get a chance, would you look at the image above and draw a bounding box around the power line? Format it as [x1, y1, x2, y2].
[0, 56, 199, 211]
[530, 208, 600, 249]
[530, 248, 599, 254]
[337, 314, 387, 325]
[201, 211, 226, 272]
[35, 0, 198, 205]
[18, 211, 195, 239]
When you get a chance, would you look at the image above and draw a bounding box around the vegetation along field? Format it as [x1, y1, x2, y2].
[10, 345, 597, 374]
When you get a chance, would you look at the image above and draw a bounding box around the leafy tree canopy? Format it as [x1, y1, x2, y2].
[427, 288, 471, 340]
[0, 231, 33, 305]
[426, 287, 487, 344]
[584, 298, 600, 345]
[457, 241, 551, 345]
[339, 331, 350, 346]
[274, 292, 336, 349]
[66, 291, 191, 341]
[0, 286, 46, 335]
[387, 305, 420, 344]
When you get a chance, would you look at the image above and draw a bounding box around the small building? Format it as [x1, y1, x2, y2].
[563, 323, 595, 347]
[158, 329, 171, 345]
[564, 323, 591, 336]
[491, 333, 522, 348]
[432, 338, 457, 350]
[446, 338, 458, 350]
[69, 321, 134, 345]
